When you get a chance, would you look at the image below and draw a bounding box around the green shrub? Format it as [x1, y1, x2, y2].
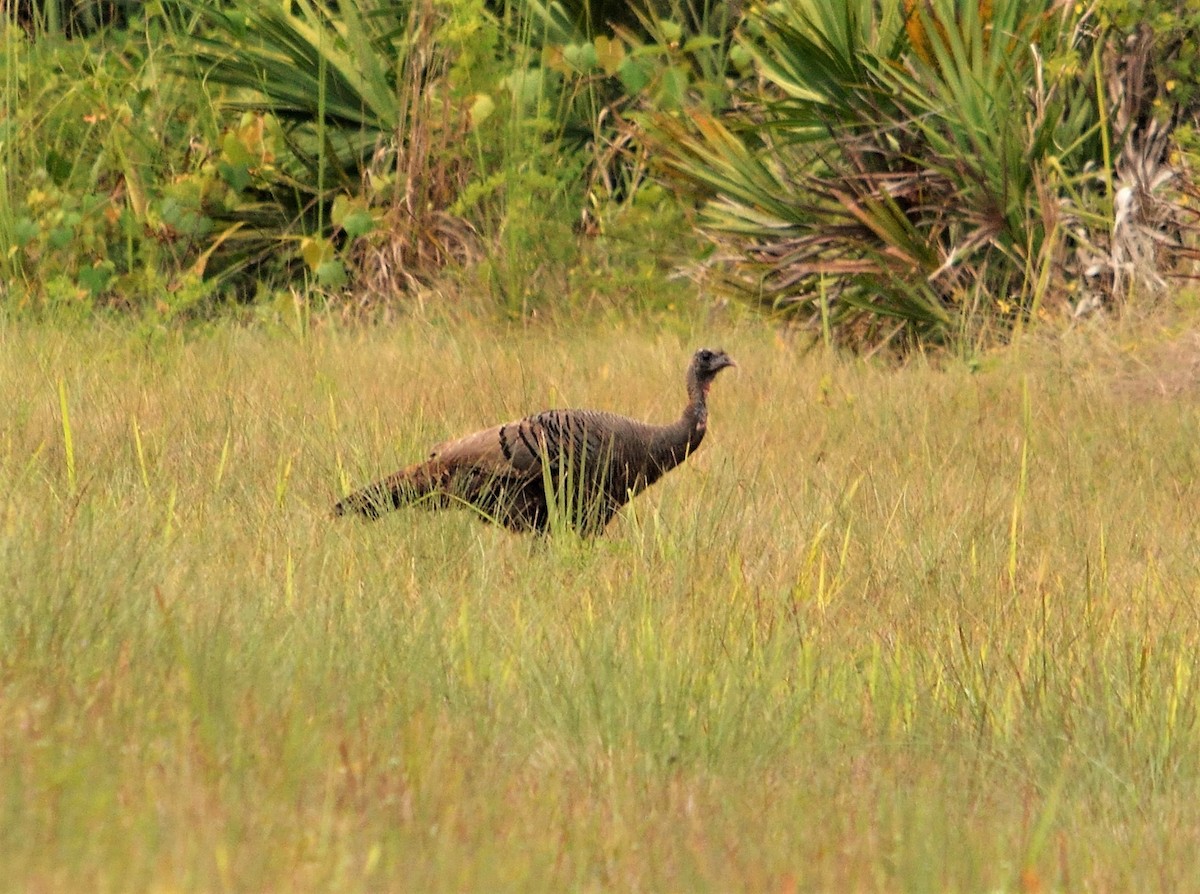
[0, 18, 218, 316]
[174, 0, 608, 310]
[651, 0, 1195, 350]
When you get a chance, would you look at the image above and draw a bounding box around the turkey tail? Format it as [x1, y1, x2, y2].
[333, 462, 446, 519]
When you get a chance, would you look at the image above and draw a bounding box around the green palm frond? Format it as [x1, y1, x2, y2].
[653, 0, 1115, 349]
[172, 0, 486, 291]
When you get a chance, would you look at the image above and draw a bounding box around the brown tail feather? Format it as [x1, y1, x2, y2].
[334, 462, 446, 519]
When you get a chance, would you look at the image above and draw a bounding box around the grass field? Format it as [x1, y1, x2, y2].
[3, 313, 1200, 891]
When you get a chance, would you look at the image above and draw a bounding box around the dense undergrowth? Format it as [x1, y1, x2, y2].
[2, 0, 1198, 349]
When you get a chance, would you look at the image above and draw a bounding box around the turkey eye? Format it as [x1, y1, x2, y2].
[699, 350, 713, 361]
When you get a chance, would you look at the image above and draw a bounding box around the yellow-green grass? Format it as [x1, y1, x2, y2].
[2, 315, 1199, 891]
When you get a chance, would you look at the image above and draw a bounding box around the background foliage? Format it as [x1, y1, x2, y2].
[652, 0, 1197, 349]
[1, 0, 1196, 347]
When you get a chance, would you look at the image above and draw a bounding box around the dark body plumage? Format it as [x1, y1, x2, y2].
[334, 348, 735, 534]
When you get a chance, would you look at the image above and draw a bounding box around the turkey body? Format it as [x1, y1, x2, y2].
[334, 348, 735, 535]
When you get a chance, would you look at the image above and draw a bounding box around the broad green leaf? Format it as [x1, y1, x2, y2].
[78, 261, 115, 295]
[562, 42, 599, 72]
[658, 20, 683, 44]
[49, 226, 74, 250]
[341, 210, 375, 239]
[655, 65, 690, 109]
[594, 35, 625, 76]
[217, 162, 251, 194]
[316, 259, 348, 288]
[617, 57, 652, 94]
[728, 44, 754, 73]
[300, 236, 335, 271]
[14, 217, 39, 246]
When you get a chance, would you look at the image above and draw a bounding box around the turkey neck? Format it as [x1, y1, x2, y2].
[645, 368, 711, 472]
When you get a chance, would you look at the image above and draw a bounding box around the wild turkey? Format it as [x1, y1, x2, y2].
[334, 348, 736, 534]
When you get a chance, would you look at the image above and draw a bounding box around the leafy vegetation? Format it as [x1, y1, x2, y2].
[168, 0, 741, 310]
[0, 0, 746, 319]
[0, 8, 218, 316]
[0, 0, 1196, 335]
[652, 0, 1197, 349]
[173, 0, 485, 293]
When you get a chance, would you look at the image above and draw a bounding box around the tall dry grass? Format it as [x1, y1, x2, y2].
[2, 314, 1199, 890]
